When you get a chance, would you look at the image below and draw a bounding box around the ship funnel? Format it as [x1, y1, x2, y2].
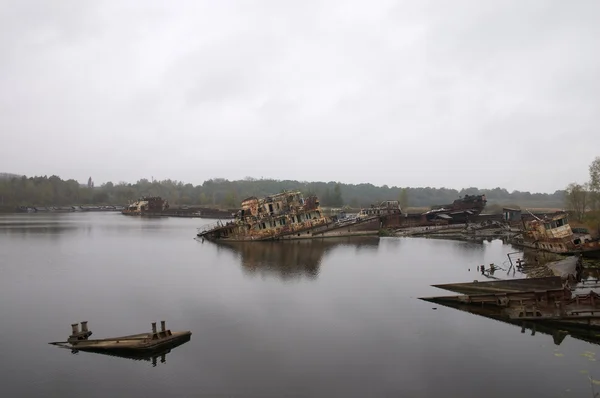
[71, 323, 79, 334]
[151, 322, 157, 333]
[161, 321, 166, 332]
[81, 321, 88, 332]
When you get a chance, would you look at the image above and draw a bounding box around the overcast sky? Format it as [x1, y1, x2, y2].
[1, 0, 598, 193]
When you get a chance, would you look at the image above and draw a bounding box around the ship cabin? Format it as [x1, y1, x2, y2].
[238, 191, 326, 233]
[522, 212, 572, 241]
[357, 200, 401, 220]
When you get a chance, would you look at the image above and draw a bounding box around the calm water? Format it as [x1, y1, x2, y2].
[1, 213, 599, 397]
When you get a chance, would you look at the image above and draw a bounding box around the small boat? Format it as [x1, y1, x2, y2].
[49, 321, 192, 354]
[512, 211, 600, 258]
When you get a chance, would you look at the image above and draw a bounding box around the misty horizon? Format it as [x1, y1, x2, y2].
[0, 170, 570, 195]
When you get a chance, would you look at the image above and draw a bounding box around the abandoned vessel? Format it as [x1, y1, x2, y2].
[423, 271, 600, 329]
[512, 211, 600, 258]
[197, 191, 402, 241]
[49, 321, 192, 354]
[422, 194, 487, 223]
[122, 196, 170, 216]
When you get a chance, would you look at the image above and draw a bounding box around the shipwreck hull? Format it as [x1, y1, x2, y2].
[512, 238, 600, 258]
[121, 211, 165, 217]
[198, 216, 385, 242]
[420, 298, 600, 346]
[197, 191, 403, 242]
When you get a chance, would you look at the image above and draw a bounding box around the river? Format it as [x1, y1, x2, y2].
[0, 213, 598, 397]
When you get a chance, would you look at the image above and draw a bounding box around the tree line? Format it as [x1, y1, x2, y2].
[0, 174, 567, 212]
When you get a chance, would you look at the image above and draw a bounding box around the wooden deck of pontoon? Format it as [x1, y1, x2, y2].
[49, 321, 191, 353]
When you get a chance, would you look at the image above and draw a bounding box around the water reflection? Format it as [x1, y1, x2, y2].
[421, 298, 600, 347]
[0, 213, 176, 239]
[212, 237, 380, 280]
[0, 220, 79, 236]
[64, 335, 191, 367]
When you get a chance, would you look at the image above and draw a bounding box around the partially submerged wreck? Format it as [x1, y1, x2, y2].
[422, 286, 600, 328]
[121, 196, 232, 218]
[512, 211, 600, 258]
[50, 321, 192, 354]
[122, 196, 170, 216]
[422, 265, 600, 332]
[422, 293, 600, 346]
[422, 194, 487, 223]
[197, 191, 401, 241]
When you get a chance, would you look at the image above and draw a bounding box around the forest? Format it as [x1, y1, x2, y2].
[0, 174, 566, 212]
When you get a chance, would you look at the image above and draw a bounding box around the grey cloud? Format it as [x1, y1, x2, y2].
[1, 0, 598, 192]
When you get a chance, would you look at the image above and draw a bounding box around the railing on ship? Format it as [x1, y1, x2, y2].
[197, 221, 227, 234]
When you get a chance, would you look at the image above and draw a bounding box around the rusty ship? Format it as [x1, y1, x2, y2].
[421, 277, 600, 331]
[122, 196, 170, 216]
[196, 190, 402, 241]
[511, 211, 600, 258]
[121, 196, 234, 218]
[422, 194, 487, 223]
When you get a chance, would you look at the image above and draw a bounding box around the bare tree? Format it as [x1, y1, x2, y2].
[565, 183, 588, 221]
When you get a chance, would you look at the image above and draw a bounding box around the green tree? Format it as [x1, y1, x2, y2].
[399, 188, 409, 210]
[224, 191, 238, 208]
[565, 182, 588, 221]
[589, 157, 600, 211]
[198, 192, 209, 205]
[332, 183, 343, 207]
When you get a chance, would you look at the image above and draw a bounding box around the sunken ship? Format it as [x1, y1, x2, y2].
[122, 196, 170, 216]
[512, 211, 600, 258]
[197, 190, 402, 242]
[422, 194, 487, 223]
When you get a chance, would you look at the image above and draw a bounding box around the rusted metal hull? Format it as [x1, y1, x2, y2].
[432, 276, 565, 295]
[197, 192, 403, 242]
[420, 297, 600, 346]
[121, 211, 165, 217]
[514, 211, 600, 258]
[512, 237, 600, 258]
[198, 215, 388, 242]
